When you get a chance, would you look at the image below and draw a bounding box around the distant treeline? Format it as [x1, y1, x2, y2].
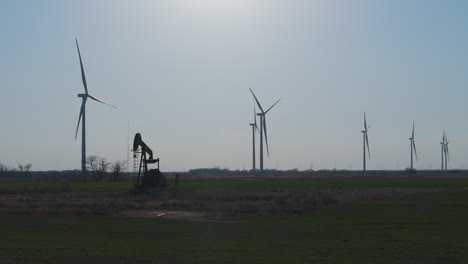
[0, 157, 128, 182]
[1, 162, 467, 181]
[188, 167, 341, 175]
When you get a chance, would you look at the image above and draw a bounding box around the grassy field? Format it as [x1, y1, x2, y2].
[180, 178, 468, 188]
[1, 189, 468, 263]
[2, 178, 468, 191]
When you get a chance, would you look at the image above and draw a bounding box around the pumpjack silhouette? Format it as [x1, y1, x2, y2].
[132, 133, 167, 191]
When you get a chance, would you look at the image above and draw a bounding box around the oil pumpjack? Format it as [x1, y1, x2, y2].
[132, 133, 167, 191]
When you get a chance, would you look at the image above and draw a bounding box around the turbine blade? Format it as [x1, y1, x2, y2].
[366, 133, 370, 159]
[263, 117, 270, 157]
[75, 102, 85, 140]
[364, 112, 367, 130]
[249, 88, 265, 113]
[88, 94, 118, 109]
[75, 38, 88, 95]
[445, 143, 450, 161]
[412, 121, 415, 139]
[265, 98, 281, 114]
[413, 140, 418, 160]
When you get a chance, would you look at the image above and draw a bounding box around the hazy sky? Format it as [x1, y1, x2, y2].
[2, 0, 468, 171]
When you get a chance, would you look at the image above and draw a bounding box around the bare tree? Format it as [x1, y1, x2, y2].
[18, 163, 32, 176]
[86, 156, 99, 181]
[110, 161, 125, 182]
[87, 156, 111, 182]
[25, 163, 32, 173]
[97, 157, 110, 182]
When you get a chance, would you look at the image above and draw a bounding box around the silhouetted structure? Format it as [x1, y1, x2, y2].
[409, 121, 418, 171]
[441, 130, 449, 170]
[249, 88, 280, 172]
[133, 133, 167, 190]
[74, 39, 117, 172]
[361, 112, 370, 171]
[249, 101, 259, 171]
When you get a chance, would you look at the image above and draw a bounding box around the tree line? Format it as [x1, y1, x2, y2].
[0, 163, 32, 177]
[0, 156, 126, 182]
[86, 156, 125, 182]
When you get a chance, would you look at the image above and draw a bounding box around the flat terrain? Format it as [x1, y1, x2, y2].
[1, 177, 467, 218]
[1, 175, 468, 263]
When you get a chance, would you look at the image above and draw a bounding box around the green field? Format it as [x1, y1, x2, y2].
[2, 178, 468, 191]
[180, 178, 468, 188]
[2, 189, 468, 263]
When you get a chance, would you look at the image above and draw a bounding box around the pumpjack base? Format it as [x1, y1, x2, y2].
[133, 169, 167, 193]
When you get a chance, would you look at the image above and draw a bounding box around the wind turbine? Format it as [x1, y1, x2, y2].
[443, 131, 450, 170]
[249, 102, 260, 171]
[249, 88, 280, 172]
[409, 121, 417, 170]
[440, 131, 445, 171]
[361, 112, 370, 171]
[74, 38, 117, 172]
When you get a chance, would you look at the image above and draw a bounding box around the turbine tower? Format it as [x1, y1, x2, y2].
[75, 39, 117, 172]
[361, 112, 370, 171]
[249, 102, 259, 171]
[409, 121, 418, 170]
[249, 88, 280, 173]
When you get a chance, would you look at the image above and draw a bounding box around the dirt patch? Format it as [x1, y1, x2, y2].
[117, 210, 207, 220]
[0, 186, 463, 220]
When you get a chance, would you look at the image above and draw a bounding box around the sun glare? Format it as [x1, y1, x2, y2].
[171, 0, 252, 15]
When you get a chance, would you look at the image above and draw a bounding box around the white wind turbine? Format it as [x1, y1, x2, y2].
[409, 121, 417, 170]
[361, 112, 370, 171]
[74, 39, 117, 172]
[443, 131, 450, 170]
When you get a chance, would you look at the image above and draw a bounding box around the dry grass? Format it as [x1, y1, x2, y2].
[0, 183, 72, 194]
[0, 183, 460, 219]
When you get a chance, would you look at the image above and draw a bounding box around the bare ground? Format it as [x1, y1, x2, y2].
[0, 186, 463, 220]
